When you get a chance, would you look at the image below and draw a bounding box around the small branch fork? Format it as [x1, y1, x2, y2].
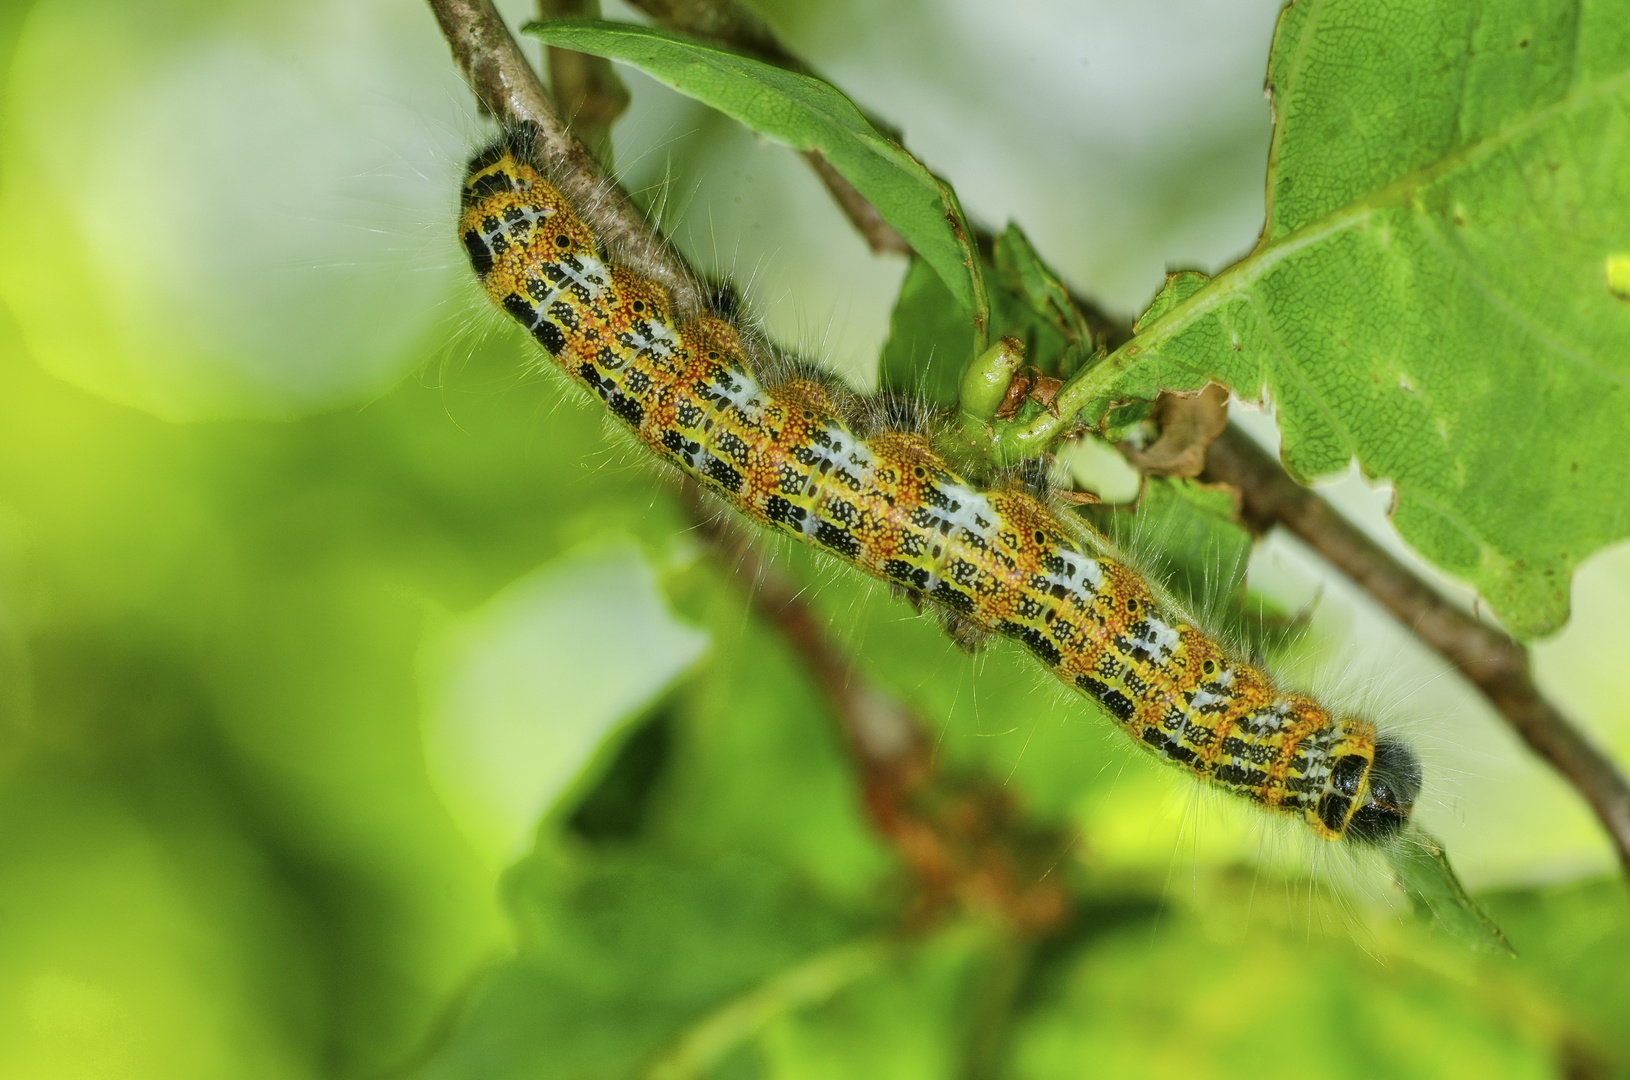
[425, 0, 1630, 876]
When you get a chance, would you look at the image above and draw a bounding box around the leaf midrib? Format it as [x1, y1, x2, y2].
[1130, 61, 1630, 361]
[995, 59, 1630, 459]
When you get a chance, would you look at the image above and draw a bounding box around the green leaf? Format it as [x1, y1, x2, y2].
[421, 849, 867, 1080]
[1390, 830, 1515, 956]
[522, 19, 988, 334]
[1131, 271, 1209, 335]
[1006, 0, 1630, 637]
[878, 257, 972, 406]
[993, 224, 1092, 350]
[1008, 891, 1549, 1079]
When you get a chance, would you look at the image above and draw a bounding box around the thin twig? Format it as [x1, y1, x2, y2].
[537, 0, 630, 168]
[681, 487, 921, 770]
[803, 149, 913, 256]
[429, 0, 706, 315]
[1202, 426, 1630, 873]
[614, 0, 1630, 877]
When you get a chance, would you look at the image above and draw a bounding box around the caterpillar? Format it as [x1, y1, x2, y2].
[457, 126, 1421, 847]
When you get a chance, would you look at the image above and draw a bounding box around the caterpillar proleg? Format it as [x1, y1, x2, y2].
[459, 126, 1422, 847]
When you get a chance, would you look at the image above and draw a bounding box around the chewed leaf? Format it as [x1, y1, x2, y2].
[1015, 0, 1630, 637]
[1390, 830, 1515, 956]
[524, 19, 988, 332]
[1131, 270, 1208, 335]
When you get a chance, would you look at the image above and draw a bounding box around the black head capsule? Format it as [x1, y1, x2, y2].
[1345, 736, 1422, 844]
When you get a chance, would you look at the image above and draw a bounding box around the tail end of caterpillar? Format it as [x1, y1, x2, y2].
[458, 127, 600, 300]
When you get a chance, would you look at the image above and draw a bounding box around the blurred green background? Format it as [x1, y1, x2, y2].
[1, 0, 1628, 1076]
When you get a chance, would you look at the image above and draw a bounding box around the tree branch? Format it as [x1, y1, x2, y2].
[616, 0, 1630, 878]
[802, 149, 913, 256]
[1201, 425, 1630, 874]
[624, 0, 792, 66]
[428, 0, 1630, 877]
[537, 0, 631, 169]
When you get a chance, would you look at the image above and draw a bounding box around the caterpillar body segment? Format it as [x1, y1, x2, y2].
[459, 131, 1420, 846]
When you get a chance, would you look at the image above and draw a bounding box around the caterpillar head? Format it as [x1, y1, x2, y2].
[1347, 735, 1422, 844]
[1316, 722, 1421, 844]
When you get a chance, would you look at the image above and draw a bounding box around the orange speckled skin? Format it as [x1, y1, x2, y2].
[459, 135, 1415, 843]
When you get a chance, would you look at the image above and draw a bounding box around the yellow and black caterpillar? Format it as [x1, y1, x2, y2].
[459, 127, 1421, 845]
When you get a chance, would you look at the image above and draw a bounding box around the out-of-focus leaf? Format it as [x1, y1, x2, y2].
[523, 19, 987, 330]
[0, 763, 323, 1079]
[647, 555, 895, 901]
[1479, 878, 1630, 1062]
[1008, 894, 1550, 1080]
[1028, 0, 1630, 637]
[647, 937, 896, 1080]
[414, 542, 958, 1077]
[753, 926, 995, 1080]
[0, 291, 689, 1075]
[1390, 830, 1515, 955]
[419, 849, 867, 1080]
[422, 541, 708, 871]
[0, 0, 472, 420]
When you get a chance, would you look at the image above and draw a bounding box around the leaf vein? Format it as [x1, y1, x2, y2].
[1412, 204, 1630, 390]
